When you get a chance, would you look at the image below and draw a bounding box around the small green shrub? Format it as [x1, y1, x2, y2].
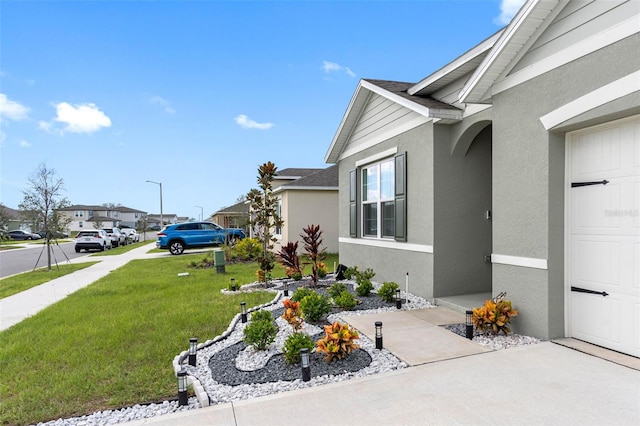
[378, 281, 399, 303]
[343, 266, 359, 280]
[291, 287, 315, 302]
[290, 270, 303, 281]
[299, 292, 332, 323]
[327, 282, 348, 299]
[282, 332, 315, 364]
[243, 312, 277, 350]
[355, 268, 376, 297]
[230, 237, 263, 261]
[250, 309, 273, 322]
[334, 290, 357, 310]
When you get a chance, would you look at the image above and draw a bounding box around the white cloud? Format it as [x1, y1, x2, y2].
[0, 93, 30, 121]
[43, 102, 112, 134]
[149, 95, 176, 114]
[19, 139, 31, 148]
[494, 0, 526, 25]
[322, 61, 356, 78]
[234, 114, 274, 130]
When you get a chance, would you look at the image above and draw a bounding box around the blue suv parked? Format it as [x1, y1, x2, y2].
[156, 221, 246, 255]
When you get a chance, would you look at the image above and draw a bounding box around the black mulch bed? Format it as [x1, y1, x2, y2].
[208, 280, 396, 386]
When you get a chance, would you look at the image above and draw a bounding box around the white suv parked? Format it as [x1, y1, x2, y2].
[102, 228, 126, 247]
[75, 230, 112, 252]
[121, 228, 139, 243]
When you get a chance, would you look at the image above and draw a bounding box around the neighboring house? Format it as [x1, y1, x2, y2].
[212, 200, 250, 232]
[325, 0, 639, 357]
[58, 205, 147, 231]
[273, 165, 339, 254]
[147, 214, 179, 229]
[0, 205, 32, 231]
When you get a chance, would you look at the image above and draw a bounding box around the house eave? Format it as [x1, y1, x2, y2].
[273, 186, 338, 195]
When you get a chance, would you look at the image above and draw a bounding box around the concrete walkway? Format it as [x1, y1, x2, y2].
[0, 242, 160, 331]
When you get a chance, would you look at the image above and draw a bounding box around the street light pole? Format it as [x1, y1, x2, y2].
[196, 205, 203, 221]
[146, 180, 163, 230]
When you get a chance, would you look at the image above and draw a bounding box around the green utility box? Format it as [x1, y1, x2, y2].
[213, 249, 225, 273]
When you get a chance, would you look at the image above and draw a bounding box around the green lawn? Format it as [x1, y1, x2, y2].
[0, 253, 344, 425]
[0, 262, 99, 299]
[90, 240, 154, 256]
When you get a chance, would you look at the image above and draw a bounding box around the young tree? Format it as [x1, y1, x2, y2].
[247, 162, 284, 285]
[0, 203, 10, 242]
[19, 163, 71, 270]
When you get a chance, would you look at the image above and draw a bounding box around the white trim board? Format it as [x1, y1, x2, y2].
[339, 237, 433, 253]
[491, 254, 548, 270]
[540, 71, 640, 130]
[355, 148, 398, 167]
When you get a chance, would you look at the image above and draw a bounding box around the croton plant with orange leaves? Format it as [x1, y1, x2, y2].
[281, 298, 303, 331]
[472, 293, 519, 335]
[316, 321, 360, 363]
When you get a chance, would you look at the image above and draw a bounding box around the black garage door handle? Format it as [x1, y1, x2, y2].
[571, 180, 609, 188]
[571, 286, 609, 297]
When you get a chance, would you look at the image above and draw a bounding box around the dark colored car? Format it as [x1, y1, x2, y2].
[8, 230, 41, 240]
[156, 221, 245, 255]
[36, 230, 69, 239]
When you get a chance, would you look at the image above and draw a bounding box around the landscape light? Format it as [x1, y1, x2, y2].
[283, 281, 289, 297]
[188, 338, 197, 366]
[375, 321, 383, 350]
[241, 302, 247, 323]
[177, 369, 188, 406]
[231, 278, 236, 292]
[300, 348, 311, 382]
[395, 289, 402, 309]
[466, 310, 474, 340]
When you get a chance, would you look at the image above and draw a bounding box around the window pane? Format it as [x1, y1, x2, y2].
[380, 160, 394, 200]
[363, 203, 377, 236]
[382, 201, 395, 237]
[362, 166, 379, 202]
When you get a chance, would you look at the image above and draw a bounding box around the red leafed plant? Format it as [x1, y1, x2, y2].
[301, 224, 326, 286]
[277, 241, 304, 278]
[281, 298, 303, 331]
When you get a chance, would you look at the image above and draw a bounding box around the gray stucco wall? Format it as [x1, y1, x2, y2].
[433, 124, 493, 297]
[337, 122, 435, 299]
[491, 33, 639, 339]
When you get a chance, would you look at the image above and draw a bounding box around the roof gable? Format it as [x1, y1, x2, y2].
[275, 165, 338, 193]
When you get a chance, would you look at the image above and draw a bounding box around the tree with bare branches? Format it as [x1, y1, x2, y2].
[19, 163, 71, 270]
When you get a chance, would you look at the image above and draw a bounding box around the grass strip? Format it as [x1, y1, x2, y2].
[0, 254, 278, 426]
[0, 262, 99, 299]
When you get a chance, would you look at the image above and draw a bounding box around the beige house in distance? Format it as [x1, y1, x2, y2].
[271, 166, 339, 254]
[58, 205, 146, 232]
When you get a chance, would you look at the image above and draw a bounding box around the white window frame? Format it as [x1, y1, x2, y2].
[361, 158, 395, 239]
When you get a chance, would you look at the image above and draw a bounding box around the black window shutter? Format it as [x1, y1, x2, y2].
[394, 152, 407, 241]
[349, 169, 357, 237]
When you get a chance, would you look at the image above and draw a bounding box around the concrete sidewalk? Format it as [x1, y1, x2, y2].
[127, 341, 640, 426]
[0, 242, 160, 331]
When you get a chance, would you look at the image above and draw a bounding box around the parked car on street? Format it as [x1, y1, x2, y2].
[121, 228, 139, 243]
[8, 230, 42, 240]
[75, 230, 112, 252]
[36, 230, 69, 239]
[102, 228, 126, 247]
[156, 221, 245, 255]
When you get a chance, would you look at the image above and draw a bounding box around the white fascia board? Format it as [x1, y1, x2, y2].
[355, 147, 398, 167]
[339, 237, 433, 253]
[325, 81, 369, 163]
[494, 15, 640, 98]
[408, 31, 502, 96]
[360, 80, 461, 120]
[459, 0, 547, 103]
[273, 186, 338, 194]
[540, 70, 640, 130]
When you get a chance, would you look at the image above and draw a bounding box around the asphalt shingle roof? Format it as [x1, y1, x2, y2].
[363, 79, 461, 111]
[281, 165, 338, 188]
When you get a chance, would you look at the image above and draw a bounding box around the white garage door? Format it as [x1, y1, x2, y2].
[568, 115, 640, 358]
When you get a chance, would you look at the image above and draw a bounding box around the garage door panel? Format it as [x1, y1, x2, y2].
[568, 115, 640, 358]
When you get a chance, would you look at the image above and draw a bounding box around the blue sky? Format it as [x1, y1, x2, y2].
[0, 0, 523, 220]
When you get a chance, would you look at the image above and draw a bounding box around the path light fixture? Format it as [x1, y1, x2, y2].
[395, 289, 402, 309]
[230, 278, 236, 292]
[300, 348, 311, 382]
[145, 180, 163, 230]
[283, 280, 289, 297]
[188, 338, 197, 366]
[466, 310, 474, 340]
[177, 369, 188, 406]
[241, 302, 247, 323]
[375, 321, 383, 350]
